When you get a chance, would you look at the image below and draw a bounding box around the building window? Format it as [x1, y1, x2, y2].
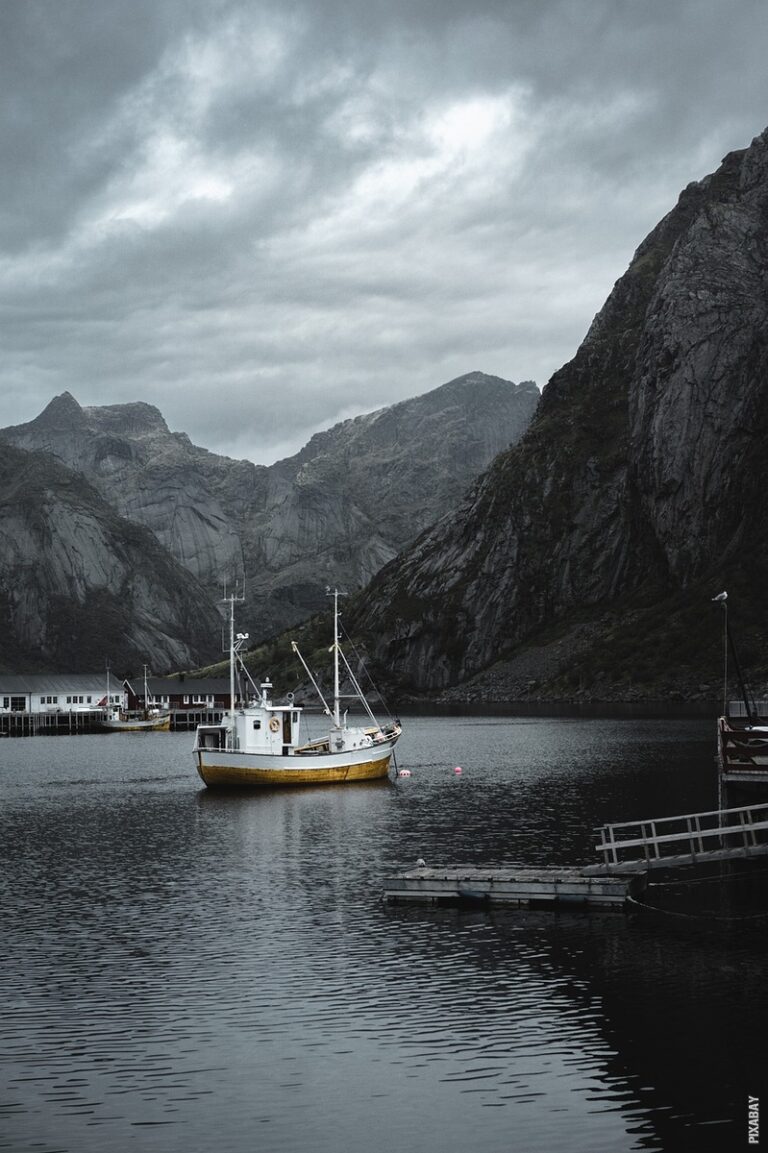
[10, 696, 26, 712]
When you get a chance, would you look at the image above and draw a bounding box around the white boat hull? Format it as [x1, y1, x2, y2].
[195, 734, 399, 787]
[99, 713, 171, 732]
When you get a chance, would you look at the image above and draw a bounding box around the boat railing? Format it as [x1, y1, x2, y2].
[727, 699, 768, 718]
[719, 715, 768, 772]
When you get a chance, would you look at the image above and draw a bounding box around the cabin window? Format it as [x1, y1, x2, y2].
[252, 720, 261, 730]
[292, 711, 299, 725]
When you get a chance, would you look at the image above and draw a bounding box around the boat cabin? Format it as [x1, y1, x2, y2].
[197, 681, 304, 755]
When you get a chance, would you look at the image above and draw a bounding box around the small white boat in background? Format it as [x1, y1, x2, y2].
[100, 708, 171, 733]
[194, 589, 401, 788]
[98, 665, 171, 732]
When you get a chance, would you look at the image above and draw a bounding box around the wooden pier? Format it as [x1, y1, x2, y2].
[384, 801, 768, 909]
[718, 715, 768, 785]
[383, 866, 646, 908]
[0, 711, 102, 737]
[0, 708, 224, 737]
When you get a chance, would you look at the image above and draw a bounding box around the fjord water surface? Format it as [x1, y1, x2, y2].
[1, 715, 765, 1153]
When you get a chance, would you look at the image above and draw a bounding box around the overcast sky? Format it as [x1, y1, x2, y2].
[2, 0, 768, 463]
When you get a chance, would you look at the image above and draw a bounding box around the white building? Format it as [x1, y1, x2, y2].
[0, 675, 124, 714]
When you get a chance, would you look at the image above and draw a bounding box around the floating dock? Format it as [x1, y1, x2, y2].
[382, 866, 646, 909]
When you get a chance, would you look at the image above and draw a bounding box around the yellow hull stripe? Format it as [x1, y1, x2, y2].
[197, 754, 392, 787]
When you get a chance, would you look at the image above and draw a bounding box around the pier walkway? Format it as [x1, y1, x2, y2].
[585, 800, 768, 874]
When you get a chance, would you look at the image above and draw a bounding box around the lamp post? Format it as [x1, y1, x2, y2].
[712, 591, 728, 716]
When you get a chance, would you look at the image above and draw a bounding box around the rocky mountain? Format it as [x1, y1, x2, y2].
[0, 444, 223, 673]
[348, 129, 768, 700]
[1, 373, 538, 647]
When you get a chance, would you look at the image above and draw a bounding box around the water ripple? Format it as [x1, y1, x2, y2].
[0, 721, 759, 1152]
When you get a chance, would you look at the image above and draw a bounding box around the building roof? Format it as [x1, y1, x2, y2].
[0, 673, 232, 695]
[125, 676, 231, 696]
[0, 674, 110, 693]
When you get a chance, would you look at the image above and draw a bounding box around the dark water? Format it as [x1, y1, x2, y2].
[1, 716, 766, 1153]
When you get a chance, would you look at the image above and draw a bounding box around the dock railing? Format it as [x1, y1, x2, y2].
[593, 802, 768, 871]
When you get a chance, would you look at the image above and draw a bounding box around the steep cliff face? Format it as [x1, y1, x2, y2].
[2, 391, 252, 587]
[246, 373, 539, 633]
[350, 131, 768, 694]
[2, 373, 538, 643]
[0, 445, 222, 672]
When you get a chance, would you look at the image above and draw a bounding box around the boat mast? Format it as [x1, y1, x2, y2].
[143, 663, 149, 712]
[329, 587, 343, 728]
[223, 584, 246, 738]
[228, 593, 237, 731]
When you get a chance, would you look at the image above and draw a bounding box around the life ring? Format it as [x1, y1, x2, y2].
[269, 717, 280, 733]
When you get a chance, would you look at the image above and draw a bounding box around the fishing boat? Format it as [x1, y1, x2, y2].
[97, 665, 171, 732]
[194, 590, 401, 787]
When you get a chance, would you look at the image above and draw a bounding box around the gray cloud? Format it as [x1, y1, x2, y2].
[2, 0, 768, 461]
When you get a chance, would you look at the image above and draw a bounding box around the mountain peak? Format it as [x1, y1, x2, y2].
[33, 391, 85, 430]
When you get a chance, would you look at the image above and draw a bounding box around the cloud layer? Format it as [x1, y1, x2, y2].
[2, 0, 768, 461]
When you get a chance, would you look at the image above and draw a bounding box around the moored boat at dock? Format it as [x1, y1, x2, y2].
[96, 665, 171, 732]
[97, 709, 171, 732]
[194, 590, 401, 787]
